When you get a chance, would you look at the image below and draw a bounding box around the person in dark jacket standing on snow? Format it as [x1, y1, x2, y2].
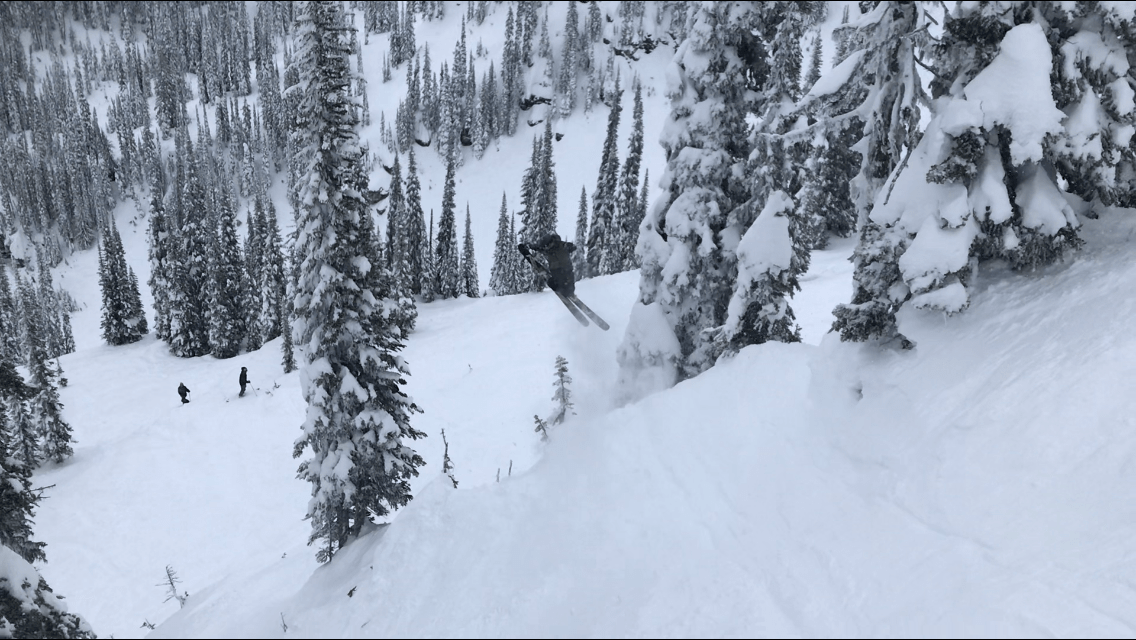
[239, 367, 250, 397]
[518, 232, 577, 296]
[178, 382, 190, 404]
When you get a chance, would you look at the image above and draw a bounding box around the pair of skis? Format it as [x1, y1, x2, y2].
[554, 291, 610, 331]
[523, 253, 609, 331]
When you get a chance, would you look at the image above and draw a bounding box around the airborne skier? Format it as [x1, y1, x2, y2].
[519, 233, 609, 330]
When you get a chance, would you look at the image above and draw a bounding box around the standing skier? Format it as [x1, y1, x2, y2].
[239, 367, 250, 397]
[518, 233, 609, 330]
[178, 382, 190, 404]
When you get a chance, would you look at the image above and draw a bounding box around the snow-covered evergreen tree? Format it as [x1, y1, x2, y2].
[719, 191, 802, 354]
[208, 188, 248, 359]
[489, 193, 517, 296]
[146, 189, 173, 345]
[550, 355, 573, 426]
[791, 1, 929, 226]
[507, 212, 525, 296]
[1044, 3, 1136, 208]
[244, 200, 267, 352]
[404, 147, 428, 297]
[433, 155, 461, 299]
[518, 136, 541, 242]
[385, 153, 409, 289]
[365, 193, 416, 340]
[800, 118, 861, 250]
[557, 0, 580, 117]
[459, 205, 480, 298]
[281, 291, 297, 374]
[585, 1, 603, 44]
[288, 0, 425, 562]
[30, 359, 71, 467]
[168, 142, 213, 358]
[260, 195, 289, 344]
[501, 7, 520, 137]
[6, 384, 39, 474]
[422, 46, 439, 134]
[98, 219, 148, 346]
[536, 118, 558, 236]
[618, 2, 759, 386]
[17, 266, 73, 468]
[0, 271, 21, 364]
[573, 185, 589, 280]
[833, 4, 1121, 346]
[832, 3, 855, 65]
[475, 61, 498, 158]
[0, 545, 96, 638]
[32, 253, 67, 360]
[588, 73, 622, 277]
[518, 0, 537, 69]
[451, 18, 468, 132]
[616, 80, 645, 273]
[803, 33, 823, 93]
[0, 360, 44, 564]
[518, 119, 558, 288]
[421, 210, 437, 302]
[625, 168, 650, 271]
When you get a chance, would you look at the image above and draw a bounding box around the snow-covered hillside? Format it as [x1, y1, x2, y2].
[8, 1, 1136, 638]
[31, 204, 1136, 637]
[33, 209, 1136, 638]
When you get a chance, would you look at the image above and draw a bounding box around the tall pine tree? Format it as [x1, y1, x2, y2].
[147, 187, 173, 341]
[208, 187, 248, 359]
[489, 192, 517, 296]
[617, 3, 758, 387]
[0, 359, 44, 563]
[573, 185, 589, 279]
[433, 154, 461, 299]
[616, 80, 645, 273]
[588, 74, 623, 277]
[459, 204, 479, 298]
[404, 147, 428, 297]
[289, 0, 425, 562]
[98, 218, 148, 346]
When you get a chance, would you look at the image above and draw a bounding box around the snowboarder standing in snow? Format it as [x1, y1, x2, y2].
[178, 382, 190, 404]
[519, 233, 577, 297]
[239, 367, 250, 397]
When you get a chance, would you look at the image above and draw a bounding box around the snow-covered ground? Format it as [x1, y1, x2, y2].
[32, 210, 1136, 638]
[18, 2, 1136, 637]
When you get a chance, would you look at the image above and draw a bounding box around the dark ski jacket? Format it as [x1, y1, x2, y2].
[239, 370, 249, 388]
[521, 233, 577, 295]
[178, 383, 190, 399]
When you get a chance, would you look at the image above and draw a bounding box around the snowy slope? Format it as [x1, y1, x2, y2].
[119, 210, 1136, 639]
[143, 210, 1136, 640]
[18, 2, 1136, 638]
[34, 209, 1136, 638]
[31, 243, 843, 639]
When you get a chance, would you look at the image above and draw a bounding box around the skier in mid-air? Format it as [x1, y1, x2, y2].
[518, 233, 609, 330]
